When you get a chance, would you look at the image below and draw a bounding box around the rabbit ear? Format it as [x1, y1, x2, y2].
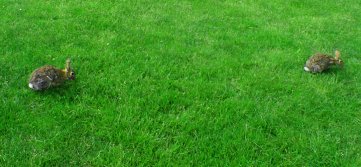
[335, 50, 341, 60]
[66, 58, 71, 70]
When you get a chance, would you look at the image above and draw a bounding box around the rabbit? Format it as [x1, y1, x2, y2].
[304, 50, 344, 73]
[29, 58, 75, 91]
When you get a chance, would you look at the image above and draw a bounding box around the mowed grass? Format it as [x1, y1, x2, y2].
[1, 0, 361, 166]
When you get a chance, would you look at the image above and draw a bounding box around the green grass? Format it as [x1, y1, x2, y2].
[1, 0, 361, 166]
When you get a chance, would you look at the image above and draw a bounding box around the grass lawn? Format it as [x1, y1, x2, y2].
[1, 0, 361, 166]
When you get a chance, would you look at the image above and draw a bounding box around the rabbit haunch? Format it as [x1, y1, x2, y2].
[28, 59, 75, 91]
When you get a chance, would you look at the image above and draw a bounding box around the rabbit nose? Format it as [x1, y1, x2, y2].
[69, 75, 75, 80]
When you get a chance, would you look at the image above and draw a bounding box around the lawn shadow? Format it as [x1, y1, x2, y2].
[311, 66, 357, 84]
[30, 80, 80, 103]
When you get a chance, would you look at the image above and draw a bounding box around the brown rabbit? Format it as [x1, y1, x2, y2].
[29, 58, 75, 91]
[304, 50, 344, 73]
